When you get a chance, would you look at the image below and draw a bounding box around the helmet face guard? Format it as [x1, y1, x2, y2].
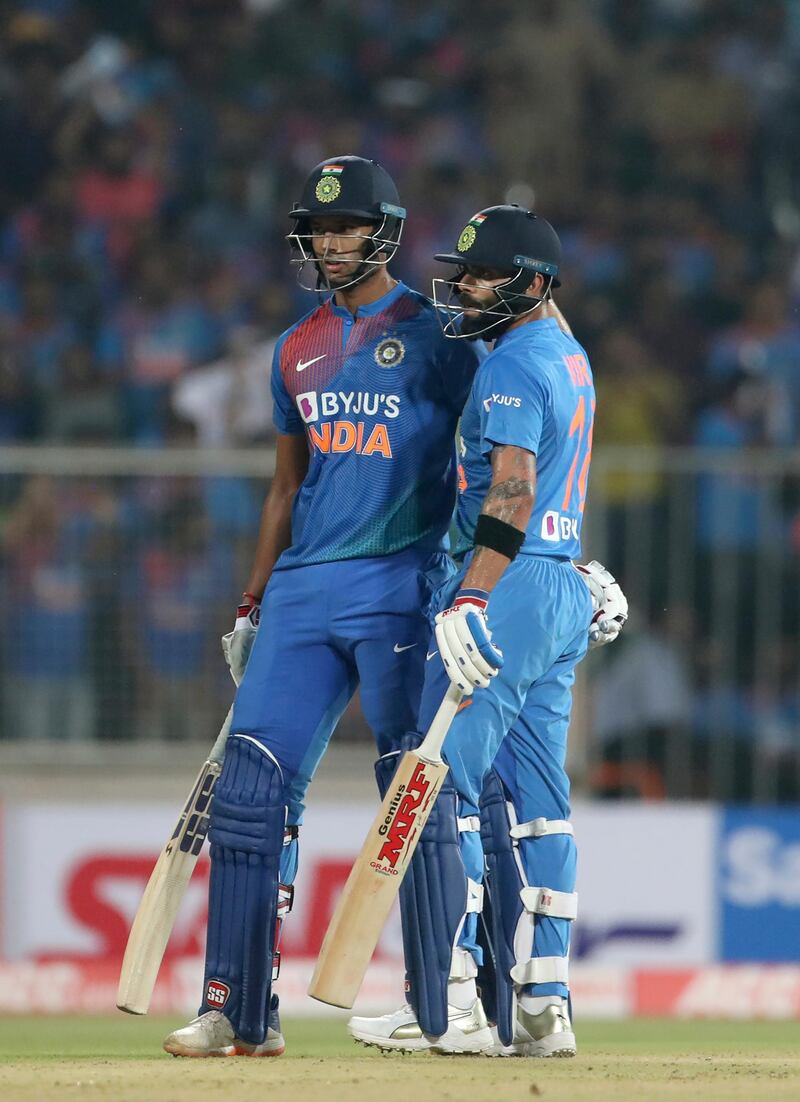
[432, 265, 553, 340]
[287, 204, 405, 293]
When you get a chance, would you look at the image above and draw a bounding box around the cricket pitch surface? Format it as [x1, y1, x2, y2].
[2, 1016, 799, 1101]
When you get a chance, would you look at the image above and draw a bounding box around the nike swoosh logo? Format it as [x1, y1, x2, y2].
[426, 650, 438, 661]
[296, 355, 326, 372]
[394, 643, 417, 653]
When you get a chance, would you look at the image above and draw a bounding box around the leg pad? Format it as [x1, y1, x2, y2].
[202, 736, 286, 1045]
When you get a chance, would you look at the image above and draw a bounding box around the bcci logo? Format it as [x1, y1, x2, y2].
[315, 163, 344, 203]
[205, 979, 230, 1008]
[374, 338, 405, 368]
[457, 211, 487, 253]
[457, 225, 476, 252]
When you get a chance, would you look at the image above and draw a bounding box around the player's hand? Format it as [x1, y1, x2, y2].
[221, 592, 260, 685]
[574, 560, 628, 649]
[434, 588, 503, 694]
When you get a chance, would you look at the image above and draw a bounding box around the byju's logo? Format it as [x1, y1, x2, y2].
[296, 391, 318, 424]
[296, 391, 400, 425]
[483, 393, 522, 412]
[541, 510, 579, 542]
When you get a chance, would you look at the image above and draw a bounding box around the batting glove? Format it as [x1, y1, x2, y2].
[574, 560, 628, 649]
[221, 592, 260, 685]
[434, 588, 504, 694]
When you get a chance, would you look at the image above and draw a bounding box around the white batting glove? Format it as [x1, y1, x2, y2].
[434, 588, 504, 694]
[574, 560, 628, 649]
[221, 592, 260, 685]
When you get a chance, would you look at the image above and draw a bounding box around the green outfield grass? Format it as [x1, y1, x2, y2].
[1, 1016, 799, 1102]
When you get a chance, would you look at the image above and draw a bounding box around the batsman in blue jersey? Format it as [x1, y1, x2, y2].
[163, 157, 481, 1057]
[350, 206, 626, 1058]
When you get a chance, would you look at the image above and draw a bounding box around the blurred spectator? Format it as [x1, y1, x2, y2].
[128, 498, 219, 741]
[43, 342, 122, 440]
[0, 14, 66, 209]
[707, 281, 800, 435]
[695, 367, 792, 555]
[591, 327, 686, 609]
[172, 326, 275, 447]
[76, 124, 163, 265]
[0, 340, 38, 439]
[1, 476, 95, 740]
[96, 245, 220, 441]
[591, 607, 694, 796]
[12, 271, 77, 391]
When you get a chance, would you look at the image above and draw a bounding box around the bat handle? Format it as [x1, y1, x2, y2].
[208, 706, 233, 766]
[417, 684, 464, 764]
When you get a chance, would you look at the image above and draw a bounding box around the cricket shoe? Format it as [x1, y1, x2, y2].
[486, 1000, 576, 1058]
[163, 997, 285, 1057]
[348, 999, 493, 1054]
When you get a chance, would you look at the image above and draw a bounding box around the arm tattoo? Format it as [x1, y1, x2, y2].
[463, 445, 536, 587]
[481, 446, 535, 525]
[484, 477, 534, 506]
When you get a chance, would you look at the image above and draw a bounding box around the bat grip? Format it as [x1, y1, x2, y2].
[417, 684, 464, 764]
[208, 706, 233, 766]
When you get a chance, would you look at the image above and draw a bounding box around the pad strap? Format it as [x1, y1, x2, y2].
[458, 815, 481, 833]
[510, 956, 570, 986]
[520, 886, 578, 921]
[449, 946, 478, 981]
[466, 877, 484, 914]
[272, 882, 295, 981]
[510, 817, 573, 840]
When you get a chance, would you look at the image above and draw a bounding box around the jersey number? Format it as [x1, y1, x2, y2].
[561, 395, 595, 514]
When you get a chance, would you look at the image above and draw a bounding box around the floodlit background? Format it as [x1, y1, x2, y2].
[0, 0, 799, 1019]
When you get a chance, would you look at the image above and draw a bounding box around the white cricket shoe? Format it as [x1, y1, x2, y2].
[487, 1001, 576, 1058]
[163, 1002, 285, 1058]
[348, 999, 493, 1054]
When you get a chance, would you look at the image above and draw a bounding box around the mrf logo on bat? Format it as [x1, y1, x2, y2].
[369, 763, 436, 875]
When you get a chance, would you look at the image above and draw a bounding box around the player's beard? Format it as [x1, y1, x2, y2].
[459, 292, 508, 340]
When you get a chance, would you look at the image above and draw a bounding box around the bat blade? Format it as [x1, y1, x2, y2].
[308, 750, 449, 1008]
[116, 757, 220, 1015]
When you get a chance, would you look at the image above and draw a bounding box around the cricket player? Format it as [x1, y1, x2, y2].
[163, 156, 482, 1057]
[350, 205, 623, 1057]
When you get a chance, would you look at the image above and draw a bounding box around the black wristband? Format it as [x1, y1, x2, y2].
[473, 514, 525, 561]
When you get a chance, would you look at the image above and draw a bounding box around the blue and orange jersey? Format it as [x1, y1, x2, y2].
[455, 317, 595, 560]
[271, 282, 480, 568]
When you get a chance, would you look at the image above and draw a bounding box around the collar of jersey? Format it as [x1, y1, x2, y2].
[329, 280, 407, 319]
[495, 316, 561, 348]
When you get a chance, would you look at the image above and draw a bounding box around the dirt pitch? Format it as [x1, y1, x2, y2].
[1, 1016, 799, 1102]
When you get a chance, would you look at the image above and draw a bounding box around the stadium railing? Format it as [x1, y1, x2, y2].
[1, 444, 798, 804]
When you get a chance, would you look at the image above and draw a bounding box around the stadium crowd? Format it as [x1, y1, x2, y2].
[1, 0, 800, 799]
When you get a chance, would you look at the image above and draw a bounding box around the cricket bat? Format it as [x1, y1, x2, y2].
[116, 707, 232, 1015]
[308, 684, 463, 1008]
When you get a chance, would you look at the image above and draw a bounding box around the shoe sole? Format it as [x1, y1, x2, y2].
[485, 1035, 577, 1059]
[164, 1041, 286, 1058]
[350, 1035, 431, 1054]
[350, 1029, 494, 1057]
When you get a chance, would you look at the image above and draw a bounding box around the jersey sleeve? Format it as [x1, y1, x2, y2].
[270, 335, 304, 435]
[475, 352, 550, 458]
